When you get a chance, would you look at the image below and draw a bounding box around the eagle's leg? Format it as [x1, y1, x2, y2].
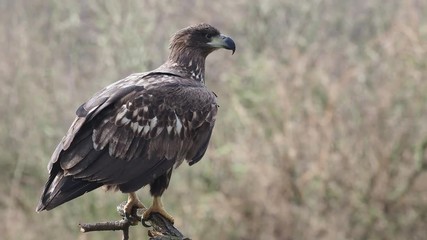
[143, 169, 174, 223]
[143, 196, 175, 223]
[124, 192, 146, 215]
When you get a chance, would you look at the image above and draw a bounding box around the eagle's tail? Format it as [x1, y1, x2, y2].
[36, 167, 102, 212]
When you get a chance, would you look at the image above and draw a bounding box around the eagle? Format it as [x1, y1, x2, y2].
[36, 23, 235, 223]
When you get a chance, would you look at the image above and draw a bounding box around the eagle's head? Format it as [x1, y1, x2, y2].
[166, 23, 235, 82]
[169, 23, 236, 58]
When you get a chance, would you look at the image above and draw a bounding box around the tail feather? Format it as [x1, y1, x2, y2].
[36, 166, 102, 212]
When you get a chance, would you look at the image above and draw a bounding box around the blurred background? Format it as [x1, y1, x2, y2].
[1, 0, 427, 239]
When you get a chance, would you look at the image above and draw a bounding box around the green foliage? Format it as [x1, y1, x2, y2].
[1, 0, 427, 239]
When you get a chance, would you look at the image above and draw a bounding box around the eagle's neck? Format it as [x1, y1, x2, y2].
[166, 47, 207, 83]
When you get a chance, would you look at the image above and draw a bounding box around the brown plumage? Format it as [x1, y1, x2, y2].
[36, 23, 235, 219]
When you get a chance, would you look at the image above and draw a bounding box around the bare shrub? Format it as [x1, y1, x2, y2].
[1, 0, 427, 239]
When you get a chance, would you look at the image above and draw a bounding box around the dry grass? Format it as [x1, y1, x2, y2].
[1, 0, 427, 239]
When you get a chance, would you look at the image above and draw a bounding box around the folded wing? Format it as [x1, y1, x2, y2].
[37, 72, 218, 211]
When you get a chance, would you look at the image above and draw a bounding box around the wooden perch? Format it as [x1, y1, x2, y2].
[79, 202, 190, 240]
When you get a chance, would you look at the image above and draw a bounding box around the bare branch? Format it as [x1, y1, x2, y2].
[79, 219, 130, 232]
[78, 202, 190, 240]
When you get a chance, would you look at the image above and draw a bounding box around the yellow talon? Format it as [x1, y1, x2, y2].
[143, 196, 174, 224]
[124, 192, 146, 215]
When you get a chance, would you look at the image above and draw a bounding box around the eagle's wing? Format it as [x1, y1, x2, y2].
[47, 72, 148, 172]
[37, 72, 217, 211]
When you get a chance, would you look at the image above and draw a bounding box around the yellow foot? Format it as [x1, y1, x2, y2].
[143, 196, 175, 224]
[124, 192, 146, 215]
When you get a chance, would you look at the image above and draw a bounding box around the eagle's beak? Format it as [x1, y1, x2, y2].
[208, 34, 236, 54]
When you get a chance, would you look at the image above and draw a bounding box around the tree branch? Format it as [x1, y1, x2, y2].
[79, 202, 190, 240]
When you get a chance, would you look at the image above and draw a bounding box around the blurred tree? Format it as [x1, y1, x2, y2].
[1, 0, 427, 240]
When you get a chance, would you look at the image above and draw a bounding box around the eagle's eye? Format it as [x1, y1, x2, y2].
[205, 33, 213, 40]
